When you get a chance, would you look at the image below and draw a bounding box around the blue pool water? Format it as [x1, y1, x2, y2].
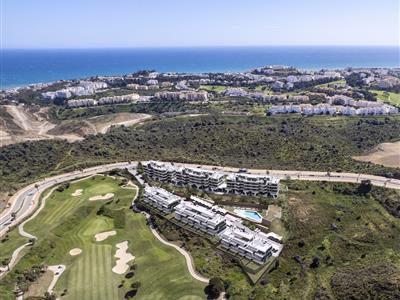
[234, 209, 263, 223]
[2, 46, 399, 88]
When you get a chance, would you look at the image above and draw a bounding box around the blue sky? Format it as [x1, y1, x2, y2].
[1, 0, 399, 48]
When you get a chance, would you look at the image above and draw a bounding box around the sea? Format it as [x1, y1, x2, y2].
[1, 46, 399, 89]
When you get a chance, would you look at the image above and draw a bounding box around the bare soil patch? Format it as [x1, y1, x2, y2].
[288, 196, 315, 224]
[353, 141, 400, 168]
[24, 269, 53, 298]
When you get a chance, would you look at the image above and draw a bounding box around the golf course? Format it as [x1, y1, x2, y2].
[0, 175, 206, 300]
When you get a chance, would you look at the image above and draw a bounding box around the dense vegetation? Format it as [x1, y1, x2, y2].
[1, 115, 400, 196]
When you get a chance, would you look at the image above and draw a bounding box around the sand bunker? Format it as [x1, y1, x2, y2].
[71, 189, 83, 196]
[95, 230, 117, 242]
[89, 193, 114, 201]
[353, 141, 400, 168]
[69, 248, 82, 256]
[122, 181, 138, 190]
[112, 241, 135, 274]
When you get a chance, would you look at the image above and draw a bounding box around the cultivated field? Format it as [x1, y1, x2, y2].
[0, 176, 205, 300]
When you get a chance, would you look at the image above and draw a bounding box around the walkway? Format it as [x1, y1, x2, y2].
[143, 213, 209, 283]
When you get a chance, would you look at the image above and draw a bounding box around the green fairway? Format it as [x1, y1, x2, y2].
[315, 79, 346, 88]
[0, 176, 205, 300]
[371, 89, 400, 106]
[199, 85, 227, 93]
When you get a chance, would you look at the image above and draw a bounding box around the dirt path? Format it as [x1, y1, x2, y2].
[47, 265, 66, 294]
[6, 105, 30, 131]
[96, 113, 152, 134]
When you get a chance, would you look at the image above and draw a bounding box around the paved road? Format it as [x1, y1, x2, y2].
[1, 160, 399, 239]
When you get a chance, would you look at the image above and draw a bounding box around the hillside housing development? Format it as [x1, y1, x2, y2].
[154, 91, 208, 101]
[141, 186, 283, 265]
[268, 103, 398, 116]
[67, 93, 139, 108]
[142, 161, 280, 197]
[42, 81, 107, 100]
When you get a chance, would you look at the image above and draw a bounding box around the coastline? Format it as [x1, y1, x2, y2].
[2, 46, 399, 89]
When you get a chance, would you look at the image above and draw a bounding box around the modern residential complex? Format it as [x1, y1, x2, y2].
[140, 186, 283, 265]
[175, 196, 227, 235]
[143, 186, 183, 213]
[142, 161, 280, 197]
[226, 173, 280, 197]
[143, 160, 176, 182]
[219, 222, 275, 264]
[174, 167, 226, 191]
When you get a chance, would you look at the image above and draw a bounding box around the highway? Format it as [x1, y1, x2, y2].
[1, 160, 400, 239]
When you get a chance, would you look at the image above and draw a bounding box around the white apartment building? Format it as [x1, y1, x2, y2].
[268, 103, 398, 116]
[143, 186, 183, 213]
[143, 161, 175, 182]
[175, 196, 227, 235]
[42, 81, 107, 100]
[154, 91, 208, 101]
[142, 161, 280, 197]
[226, 173, 280, 197]
[219, 223, 275, 264]
[174, 167, 225, 191]
[67, 93, 139, 108]
[140, 186, 282, 264]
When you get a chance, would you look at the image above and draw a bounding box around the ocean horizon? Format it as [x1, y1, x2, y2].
[1, 46, 399, 89]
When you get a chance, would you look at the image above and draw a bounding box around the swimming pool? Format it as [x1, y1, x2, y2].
[234, 209, 263, 223]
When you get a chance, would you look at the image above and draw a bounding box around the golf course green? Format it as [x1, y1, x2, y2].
[0, 175, 206, 300]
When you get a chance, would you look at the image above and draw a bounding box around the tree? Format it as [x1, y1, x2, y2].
[310, 256, 320, 268]
[2, 258, 10, 271]
[357, 180, 372, 195]
[44, 292, 57, 300]
[131, 281, 141, 289]
[137, 162, 144, 174]
[206, 277, 225, 299]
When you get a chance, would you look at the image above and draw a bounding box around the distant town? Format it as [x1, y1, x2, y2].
[2, 66, 399, 117]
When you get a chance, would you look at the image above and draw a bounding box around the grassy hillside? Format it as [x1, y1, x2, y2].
[1, 115, 400, 197]
[0, 176, 206, 300]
